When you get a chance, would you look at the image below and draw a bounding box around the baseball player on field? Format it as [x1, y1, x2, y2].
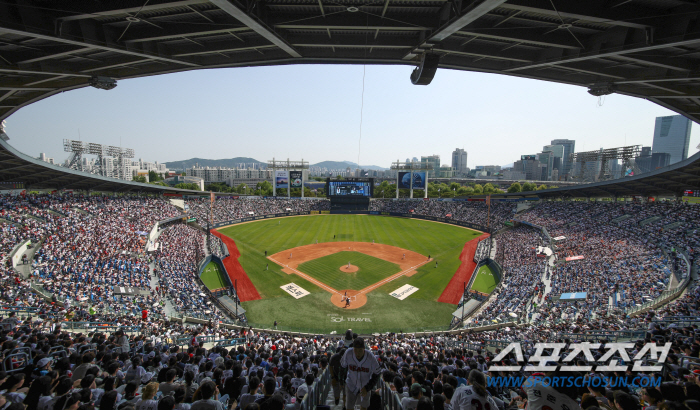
[340, 337, 381, 410]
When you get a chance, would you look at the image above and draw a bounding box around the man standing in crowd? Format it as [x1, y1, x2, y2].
[340, 338, 381, 410]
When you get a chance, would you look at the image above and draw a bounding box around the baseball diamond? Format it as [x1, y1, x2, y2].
[216, 214, 484, 333]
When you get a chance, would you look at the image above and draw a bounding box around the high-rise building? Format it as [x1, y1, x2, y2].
[451, 148, 468, 176]
[550, 139, 576, 177]
[421, 155, 440, 177]
[652, 115, 692, 164]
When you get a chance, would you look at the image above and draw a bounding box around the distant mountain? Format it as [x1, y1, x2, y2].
[165, 157, 265, 170]
[311, 160, 387, 170]
[501, 163, 514, 169]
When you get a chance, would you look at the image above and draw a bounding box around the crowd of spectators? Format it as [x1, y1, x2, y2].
[369, 200, 515, 231]
[0, 194, 696, 410]
[518, 202, 682, 316]
[154, 224, 229, 323]
[471, 227, 547, 325]
[186, 198, 330, 225]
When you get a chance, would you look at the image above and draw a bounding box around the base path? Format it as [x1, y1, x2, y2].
[268, 242, 431, 309]
[212, 230, 261, 302]
[438, 233, 490, 305]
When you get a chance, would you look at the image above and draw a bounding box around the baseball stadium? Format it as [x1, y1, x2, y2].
[2, 2, 700, 410]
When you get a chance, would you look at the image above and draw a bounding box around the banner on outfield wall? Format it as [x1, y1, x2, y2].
[390, 284, 419, 300]
[275, 171, 289, 188]
[281, 283, 310, 299]
[290, 171, 303, 188]
[368, 211, 488, 232]
[210, 210, 488, 232]
[565, 255, 585, 261]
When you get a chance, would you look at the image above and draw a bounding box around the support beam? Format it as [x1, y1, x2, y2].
[57, 0, 212, 22]
[506, 36, 700, 73]
[209, 0, 302, 58]
[18, 47, 93, 65]
[124, 27, 251, 43]
[0, 27, 200, 67]
[612, 55, 694, 72]
[403, 0, 508, 60]
[498, 0, 652, 30]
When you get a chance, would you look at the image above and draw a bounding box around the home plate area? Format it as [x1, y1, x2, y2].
[267, 241, 431, 309]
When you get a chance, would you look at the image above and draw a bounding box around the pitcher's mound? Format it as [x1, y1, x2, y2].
[331, 290, 367, 309]
[340, 264, 359, 273]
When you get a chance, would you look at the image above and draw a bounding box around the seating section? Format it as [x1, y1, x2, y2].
[369, 199, 514, 230]
[186, 197, 331, 224]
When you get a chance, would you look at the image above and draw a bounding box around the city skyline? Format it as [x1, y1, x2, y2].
[5, 65, 700, 169]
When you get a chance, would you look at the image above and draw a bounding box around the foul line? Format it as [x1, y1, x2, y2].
[267, 256, 433, 296]
[358, 258, 432, 294]
[267, 256, 342, 296]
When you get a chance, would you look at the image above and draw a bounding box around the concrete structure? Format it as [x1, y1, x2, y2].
[164, 175, 205, 191]
[652, 115, 692, 164]
[451, 148, 468, 176]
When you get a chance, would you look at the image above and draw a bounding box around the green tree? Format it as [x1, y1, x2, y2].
[456, 186, 472, 196]
[174, 183, 201, 191]
[236, 184, 248, 194]
[133, 175, 146, 183]
[483, 183, 496, 194]
[522, 182, 537, 192]
[537, 184, 549, 190]
[549, 185, 559, 189]
[449, 182, 461, 191]
[336, 175, 345, 181]
[507, 182, 522, 193]
[148, 170, 163, 182]
[181, 172, 186, 176]
[473, 184, 483, 194]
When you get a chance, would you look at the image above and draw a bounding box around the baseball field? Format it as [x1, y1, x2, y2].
[217, 214, 484, 334]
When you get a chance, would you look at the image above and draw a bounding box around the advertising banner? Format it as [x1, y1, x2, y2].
[412, 172, 426, 189]
[281, 283, 310, 299]
[275, 170, 289, 188]
[290, 171, 303, 188]
[553, 236, 567, 241]
[390, 284, 419, 300]
[565, 255, 585, 261]
[398, 172, 411, 189]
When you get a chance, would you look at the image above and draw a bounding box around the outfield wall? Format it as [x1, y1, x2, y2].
[210, 210, 488, 232]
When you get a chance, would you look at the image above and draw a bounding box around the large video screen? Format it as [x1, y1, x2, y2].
[329, 181, 372, 197]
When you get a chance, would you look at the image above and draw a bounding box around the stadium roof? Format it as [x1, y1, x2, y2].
[3, 1, 700, 123]
[0, 137, 200, 193]
[499, 149, 700, 198]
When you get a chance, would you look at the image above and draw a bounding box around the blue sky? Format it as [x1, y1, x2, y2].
[6, 64, 699, 169]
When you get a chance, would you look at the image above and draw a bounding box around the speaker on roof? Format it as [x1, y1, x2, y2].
[410, 53, 440, 85]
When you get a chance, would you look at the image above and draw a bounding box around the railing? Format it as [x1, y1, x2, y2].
[554, 330, 646, 342]
[300, 366, 331, 410]
[625, 254, 692, 316]
[380, 381, 403, 410]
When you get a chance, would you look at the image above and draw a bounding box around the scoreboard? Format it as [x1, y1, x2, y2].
[684, 190, 700, 197]
[326, 178, 374, 197]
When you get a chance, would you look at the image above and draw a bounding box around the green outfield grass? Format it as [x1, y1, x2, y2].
[470, 264, 498, 294]
[200, 261, 227, 290]
[297, 251, 401, 291]
[218, 214, 483, 333]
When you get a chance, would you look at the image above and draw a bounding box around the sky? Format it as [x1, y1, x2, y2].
[6, 64, 700, 169]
